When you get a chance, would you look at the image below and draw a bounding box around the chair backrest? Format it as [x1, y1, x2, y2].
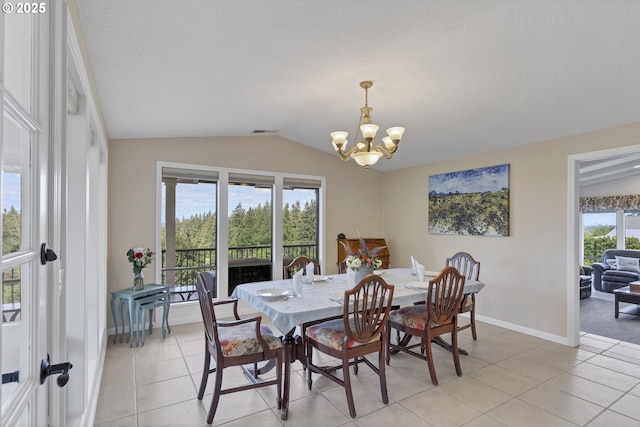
[284, 256, 320, 279]
[337, 259, 347, 274]
[427, 266, 466, 324]
[201, 271, 217, 296]
[196, 273, 217, 344]
[343, 274, 394, 343]
[601, 249, 640, 264]
[446, 252, 480, 281]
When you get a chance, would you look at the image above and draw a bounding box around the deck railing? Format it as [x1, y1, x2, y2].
[160, 243, 318, 300]
[2, 269, 21, 322]
[1, 244, 319, 312]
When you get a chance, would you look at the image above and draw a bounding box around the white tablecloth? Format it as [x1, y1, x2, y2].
[231, 268, 484, 334]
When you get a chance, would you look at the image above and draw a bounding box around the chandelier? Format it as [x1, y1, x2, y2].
[330, 80, 405, 169]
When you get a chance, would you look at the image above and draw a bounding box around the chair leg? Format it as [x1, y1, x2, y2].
[386, 324, 392, 365]
[306, 342, 313, 390]
[470, 297, 477, 340]
[276, 350, 283, 410]
[342, 355, 356, 418]
[198, 345, 211, 400]
[378, 344, 389, 404]
[206, 363, 224, 424]
[424, 336, 438, 386]
[451, 330, 462, 377]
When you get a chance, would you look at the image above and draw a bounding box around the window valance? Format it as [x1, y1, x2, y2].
[580, 195, 640, 212]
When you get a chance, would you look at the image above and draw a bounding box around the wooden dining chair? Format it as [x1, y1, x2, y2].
[283, 255, 320, 279]
[195, 273, 283, 424]
[446, 251, 481, 340]
[337, 258, 347, 274]
[305, 274, 394, 418]
[387, 266, 465, 385]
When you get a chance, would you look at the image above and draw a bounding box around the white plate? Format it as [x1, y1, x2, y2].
[313, 275, 329, 282]
[255, 288, 290, 298]
[374, 270, 385, 275]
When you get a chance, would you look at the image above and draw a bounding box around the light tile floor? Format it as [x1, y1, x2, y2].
[95, 319, 640, 427]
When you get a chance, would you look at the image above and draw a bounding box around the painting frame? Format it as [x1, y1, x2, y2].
[428, 164, 510, 236]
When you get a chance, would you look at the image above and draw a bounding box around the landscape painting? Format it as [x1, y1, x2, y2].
[428, 164, 510, 236]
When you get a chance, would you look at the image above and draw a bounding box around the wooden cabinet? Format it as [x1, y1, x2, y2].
[337, 238, 390, 269]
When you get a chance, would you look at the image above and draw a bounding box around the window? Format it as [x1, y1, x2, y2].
[161, 168, 218, 300]
[582, 210, 640, 265]
[283, 178, 320, 262]
[158, 163, 324, 300]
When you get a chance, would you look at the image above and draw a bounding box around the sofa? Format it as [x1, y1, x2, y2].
[580, 266, 592, 299]
[591, 249, 640, 292]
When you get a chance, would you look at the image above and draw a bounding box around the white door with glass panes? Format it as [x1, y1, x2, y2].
[1, 7, 63, 427]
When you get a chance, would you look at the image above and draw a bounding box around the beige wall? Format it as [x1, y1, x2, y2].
[107, 135, 385, 326]
[382, 122, 640, 339]
[108, 123, 640, 339]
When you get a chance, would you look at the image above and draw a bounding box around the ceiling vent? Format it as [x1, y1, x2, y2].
[252, 129, 279, 134]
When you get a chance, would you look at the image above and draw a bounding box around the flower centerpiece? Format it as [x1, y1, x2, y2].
[340, 237, 385, 283]
[127, 247, 154, 290]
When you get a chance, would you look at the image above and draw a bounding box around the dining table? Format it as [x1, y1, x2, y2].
[231, 267, 484, 420]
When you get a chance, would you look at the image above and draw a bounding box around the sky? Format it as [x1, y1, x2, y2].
[166, 183, 316, 221]
[1, 172, 21, 210]
[583, 212, 615, 227]
[3, 172, 315, 223]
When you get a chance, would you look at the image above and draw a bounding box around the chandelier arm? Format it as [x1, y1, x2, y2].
[371, 144, 398, 159]
[337, 145, 361, 161]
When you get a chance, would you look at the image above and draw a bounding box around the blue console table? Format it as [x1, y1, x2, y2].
[110, 284, 170, 346]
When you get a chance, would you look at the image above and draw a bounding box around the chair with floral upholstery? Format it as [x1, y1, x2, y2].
[305, 274, 394, 418]
[195, 273, 283, 424]
[445, 251, 481, 340]
[387, 266, 466, 385]
[283, 255, 320, 279]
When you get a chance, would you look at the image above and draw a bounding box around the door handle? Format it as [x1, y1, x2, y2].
[40, 354, 72, 387]
[40, 243, 58, 265]
[2, 370, 19, 384]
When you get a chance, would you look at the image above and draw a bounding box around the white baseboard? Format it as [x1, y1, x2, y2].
[475, 314, 571, 346]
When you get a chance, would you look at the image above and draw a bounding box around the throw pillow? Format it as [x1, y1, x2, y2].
[605, 259, 617, 268]
[616, 256, 640, 273]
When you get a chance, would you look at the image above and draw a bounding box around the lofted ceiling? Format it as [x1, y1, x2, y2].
[579, 154, 640, 187]
[74, 0, 640, 177]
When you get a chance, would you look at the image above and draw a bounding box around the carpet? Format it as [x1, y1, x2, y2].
[580, 290, 640, 345]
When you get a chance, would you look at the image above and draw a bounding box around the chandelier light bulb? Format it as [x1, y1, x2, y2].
[360, 124, 379, 140]
[386, 127, 405, 142]
[330, 131, 349, 149]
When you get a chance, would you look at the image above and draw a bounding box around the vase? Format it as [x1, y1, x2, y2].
[133, 270, 144, 291]
[354, 266, 374, 284]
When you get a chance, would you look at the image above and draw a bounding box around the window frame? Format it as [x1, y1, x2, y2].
[156, 161, 326, 300]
